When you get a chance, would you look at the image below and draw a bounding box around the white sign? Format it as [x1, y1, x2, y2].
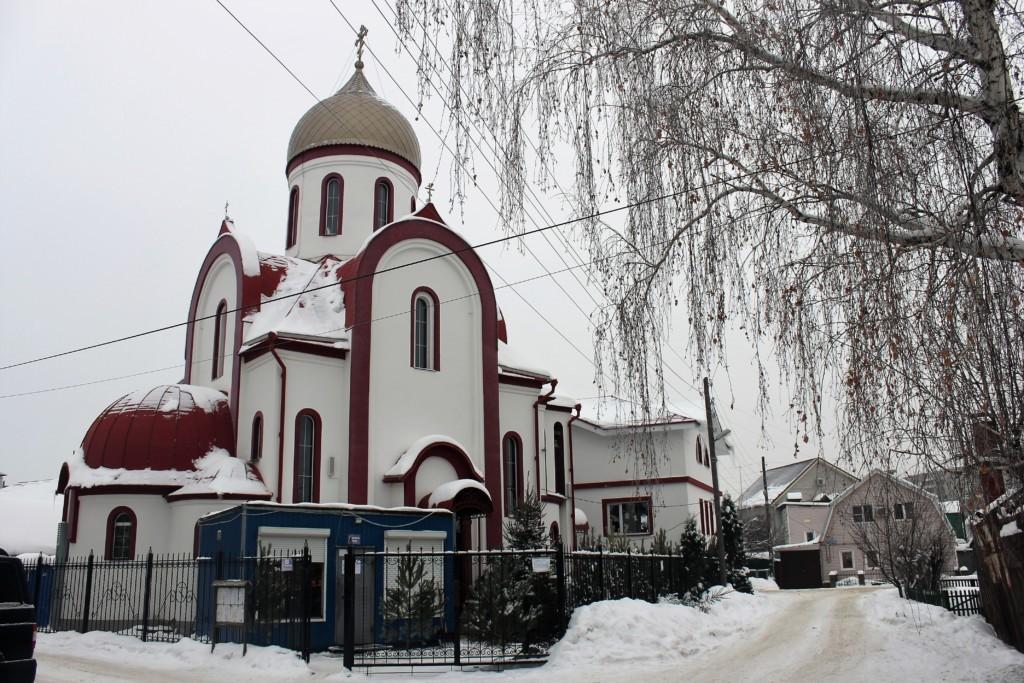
[531, 557, 551, 573]
[281, 558, 293, 572]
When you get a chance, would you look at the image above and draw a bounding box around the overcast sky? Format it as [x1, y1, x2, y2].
[0, 0, 840, 496]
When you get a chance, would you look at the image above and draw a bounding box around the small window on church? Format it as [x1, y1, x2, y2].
[212, 300, 228, 380]
[503, 432, 522, 513]
[411, 288, 439, 370]
[321, 175, 342, 236]
[553, 422, 566, 495]
[251, 413, 263, 462]
[105, 507, 136, 561]
[374, 178, 393, 229]
[286, 186, 299, 247]
[294, 410, 321, 503]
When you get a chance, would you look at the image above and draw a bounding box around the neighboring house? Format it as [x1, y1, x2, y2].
[906, 470, 970, 540]
[737, 458, 859, 550]
[51, 55, 727, 561]
[570, 397, 724, 545]
[817, 470, 958, 585]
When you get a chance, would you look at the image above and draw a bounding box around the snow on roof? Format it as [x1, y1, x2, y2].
[942, 500, 962, 514]
[773, 539, 820, 551]
[165, 449, 271, 499]
[737, 459, 817, 509]
[576, 395, 699, 429]
[548, 394, 579, 410]
[220, 221, 261, 278]
[497, 340, 552, 379]
[384, 435, 483, 480]
[0, 479, 62, 556]
[427, 479, 490, 507]
[66, 447, 270, 499]
[115, 383, 227, 415]
[244, 254, 348, 345]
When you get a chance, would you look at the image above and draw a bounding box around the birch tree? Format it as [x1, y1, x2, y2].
[397, 0, 1024, 477]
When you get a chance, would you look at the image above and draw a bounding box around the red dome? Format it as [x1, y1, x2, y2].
[81, 385, 234, 471]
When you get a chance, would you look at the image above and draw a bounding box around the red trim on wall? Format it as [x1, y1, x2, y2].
[373, 177, 395, 230]
[574, 475, 716, 494]
[104, 506, 138, 560]
[501, 431, 525, 515]
[292, 409, 323, 503]
[319, 173, 344, 236]
[166, 491, 274, 502]
[384, 442, 483, 507]
[547, 405, 574, 414]
[241, 337, 348, 362]
[64, 487, 80, 542]
[498, 374, 548, 389]
[541, 493, 567, 503]
[409, 286, 441, 370]
[601, 496, 654, 537]
[77, 485, 178, 496]
[183, 229, 264, 440]
[268, 335, 287, 503]
[286, 144, 423, 186]
[340, 218, 501, 545]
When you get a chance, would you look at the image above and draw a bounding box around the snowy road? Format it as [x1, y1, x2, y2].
[36, 586, 1024, 682]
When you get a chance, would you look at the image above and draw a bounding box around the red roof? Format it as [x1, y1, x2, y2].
[80, 385, 234, 471]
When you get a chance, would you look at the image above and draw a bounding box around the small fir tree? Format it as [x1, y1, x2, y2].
[720, 495, 753, 593]
[678, 518, 710, 600]
[504, 490, 547, 549]
[381, 549, 443, 646]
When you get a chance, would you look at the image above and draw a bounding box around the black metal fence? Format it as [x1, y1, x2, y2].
[21, 550, 315, 659]
[21, 547, 701, 669]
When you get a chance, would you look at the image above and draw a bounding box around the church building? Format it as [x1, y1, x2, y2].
[55, 54, 720, 559]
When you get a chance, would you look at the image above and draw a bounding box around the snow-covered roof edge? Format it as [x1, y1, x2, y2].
[385, 435, 483, 480]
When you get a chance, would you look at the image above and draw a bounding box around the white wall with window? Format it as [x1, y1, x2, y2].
[189, 252, 237, 395]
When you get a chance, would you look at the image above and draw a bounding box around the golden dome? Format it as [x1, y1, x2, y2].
[287, 66, 421, 171]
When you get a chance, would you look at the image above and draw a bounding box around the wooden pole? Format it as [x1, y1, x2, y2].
[703, 377, 728, 586]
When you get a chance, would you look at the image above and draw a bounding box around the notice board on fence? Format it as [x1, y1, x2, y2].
[213, 580, 248, 625]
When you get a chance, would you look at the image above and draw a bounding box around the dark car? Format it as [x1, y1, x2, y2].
[0, 556, 37, 682]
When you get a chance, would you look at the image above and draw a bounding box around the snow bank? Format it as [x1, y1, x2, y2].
[37, 630, 310, 678]
[750, 577, 778, 591]
[861, 588, 1024, 681]
[546, 591, 772, 670]
[0, 479, 62, 556]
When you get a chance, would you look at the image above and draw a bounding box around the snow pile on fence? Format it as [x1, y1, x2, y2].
[0, 479, 61, 556]
[546, 590, 773, 669]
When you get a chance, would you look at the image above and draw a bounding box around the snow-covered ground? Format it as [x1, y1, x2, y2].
[34, 584, 1024, 682]
[0, 479, 61, 556]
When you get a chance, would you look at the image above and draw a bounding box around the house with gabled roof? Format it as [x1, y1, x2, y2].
[737, 457, 859, 551]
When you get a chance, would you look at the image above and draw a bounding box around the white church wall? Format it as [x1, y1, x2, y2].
[167, 499, 231, 555]
[190, 253, 237, 396]
[71, 494, 171, 558]
[367, 238, 484, 506]
[237, 354, 280, 496]
[498, 383, 541, 518]
[287, 155, 418, 261]
[411, 457, 459, 507]
[278, 350, 349, 504]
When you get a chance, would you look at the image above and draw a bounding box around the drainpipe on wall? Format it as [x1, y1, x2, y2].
[568, 402, 581, 550]
[269, 333, 288, 503]
[532, 380, 558, 495]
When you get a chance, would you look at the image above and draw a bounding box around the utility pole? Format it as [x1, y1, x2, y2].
[762, 456, 773, 573]
[703, 377, 728, 586]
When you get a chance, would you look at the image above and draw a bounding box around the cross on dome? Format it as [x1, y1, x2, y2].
[355, 25, 368, 70]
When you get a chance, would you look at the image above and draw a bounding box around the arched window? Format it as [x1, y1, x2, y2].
[293, 410, 321, 503]
[105, 507, 137, 561]
[410, 195, 416, 213]
[251, 412, 263, 462]
[410, 287, 440, 370]
[320, 174, 343, 236]
[212, 299, 228, 380]
[503, 432, 523, 514]
[286, 186, 299, 247]
[553, 422, 566, 495]
[373, 177, 394, 229]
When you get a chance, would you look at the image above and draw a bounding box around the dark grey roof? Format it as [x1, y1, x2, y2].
[737, 458, 817, 508]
